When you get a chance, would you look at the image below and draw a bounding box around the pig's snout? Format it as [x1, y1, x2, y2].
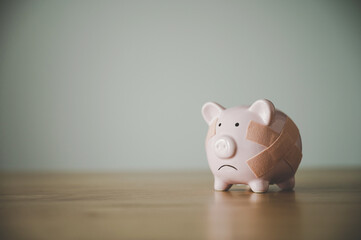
[214, 136, 236, 159]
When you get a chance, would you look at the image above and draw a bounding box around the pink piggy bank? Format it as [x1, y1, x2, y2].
[202, 99, 302, 193]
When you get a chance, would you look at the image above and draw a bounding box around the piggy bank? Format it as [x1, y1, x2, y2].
[202, 99, 302, 193]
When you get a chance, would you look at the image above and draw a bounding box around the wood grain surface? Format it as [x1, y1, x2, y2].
[0, 169, 361, 240]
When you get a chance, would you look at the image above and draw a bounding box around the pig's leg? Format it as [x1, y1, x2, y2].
[248, 179, 269, 193]
[214, 177, 232, 191]
[277, 176, 295, 191]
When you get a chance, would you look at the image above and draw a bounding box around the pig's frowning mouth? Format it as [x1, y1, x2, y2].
[218, 165, 238, 171]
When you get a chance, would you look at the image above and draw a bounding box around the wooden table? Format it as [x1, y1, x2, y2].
[0, 169, 360, 240]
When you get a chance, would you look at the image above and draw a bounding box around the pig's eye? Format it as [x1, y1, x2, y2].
[235, 122, 239, 127]
[218, 123, 221, 127]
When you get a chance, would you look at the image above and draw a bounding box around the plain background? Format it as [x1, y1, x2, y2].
[0, 1, 360, 171]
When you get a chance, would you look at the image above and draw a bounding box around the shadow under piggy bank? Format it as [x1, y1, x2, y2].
[207, 188, 302, 240]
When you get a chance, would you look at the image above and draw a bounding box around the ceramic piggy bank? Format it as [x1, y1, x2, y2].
[202, 99, 302, 193]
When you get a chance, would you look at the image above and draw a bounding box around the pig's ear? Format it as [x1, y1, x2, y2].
[202, 102, 225, 125]
[248, 99, 275, 126]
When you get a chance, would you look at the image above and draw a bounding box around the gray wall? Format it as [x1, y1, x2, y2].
[1, 1, 360, 171]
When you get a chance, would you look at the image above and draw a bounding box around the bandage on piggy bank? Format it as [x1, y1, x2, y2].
[202, 99, 302, 193]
